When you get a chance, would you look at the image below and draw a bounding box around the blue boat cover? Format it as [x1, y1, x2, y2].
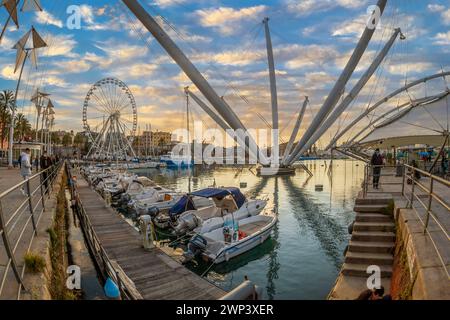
[169, 195, 196, 217]
[168, 187, 246, 217]
[191, 187, 246, 208]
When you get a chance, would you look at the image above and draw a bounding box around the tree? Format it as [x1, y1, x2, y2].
[73, 133, 86, 149]
[62, 133, 72, 147]
[51, 131, 61, 145]
[0, 90, 15, 149]
[14, 113, 32, 142]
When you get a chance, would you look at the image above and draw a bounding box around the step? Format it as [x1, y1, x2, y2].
[345, 251, 393, 265]
[355, 213, 392, 223]
[355, 196, 393, 205]
[352, 231, 396, 242]
[349, 241, 394, 254]
[342, 263, 392, 278]
[353, 204, 389, 213]
[353, 222, 395, 232]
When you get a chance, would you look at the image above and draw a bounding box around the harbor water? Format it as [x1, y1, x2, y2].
[133, 159, 365, 299]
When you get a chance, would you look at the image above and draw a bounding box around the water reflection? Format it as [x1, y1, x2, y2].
[132, 160, 364, 299]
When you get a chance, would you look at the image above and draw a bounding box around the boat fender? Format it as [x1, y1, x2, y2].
[225, 252, 230, 262]
[348, 221, 354, 234]
[260, 236, 264, 244]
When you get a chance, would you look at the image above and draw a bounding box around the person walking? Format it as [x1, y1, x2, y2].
[20, 148, 32, 196]
[371, 148, 384, 189]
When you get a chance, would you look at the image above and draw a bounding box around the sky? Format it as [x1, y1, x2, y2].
[0, 0, 449, 148]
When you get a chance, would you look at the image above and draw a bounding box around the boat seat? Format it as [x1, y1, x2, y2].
[196, 206, 221, 220]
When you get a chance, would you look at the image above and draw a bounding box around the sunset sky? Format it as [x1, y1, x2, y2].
[0, 0, 449, 148]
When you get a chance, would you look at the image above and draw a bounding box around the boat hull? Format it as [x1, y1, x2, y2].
[205, 226, 274, 264]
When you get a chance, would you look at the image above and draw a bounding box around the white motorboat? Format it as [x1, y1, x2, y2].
[169, 187, 267, 235]
[185, 207, 277, 264]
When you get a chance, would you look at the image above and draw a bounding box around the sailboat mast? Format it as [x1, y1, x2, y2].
[283, 0, 387, 165]
[263, 17, 279, 166]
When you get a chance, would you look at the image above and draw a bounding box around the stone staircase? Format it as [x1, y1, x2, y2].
[342, 196, 395, 278]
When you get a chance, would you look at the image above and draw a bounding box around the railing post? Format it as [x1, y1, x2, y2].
[424, 177, 434, 233]
[401, 164, 406, 196]
[408, 168, 415, 209]
[116, 271, 124, 300]
[0, 202, 26, 290]
[40, 171, 45, 212]
[26, 179, 37, 235]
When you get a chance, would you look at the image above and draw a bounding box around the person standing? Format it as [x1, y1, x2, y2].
[371, 148, 384, 189]
[20, 148, 32, 196]
[40, 151, 51, 193]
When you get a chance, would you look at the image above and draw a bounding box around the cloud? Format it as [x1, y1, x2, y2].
[153, 0, 186, 8]
[387, 62, 434, 75]
[286, 0, 368, 16]
[154, 16, 212, 43]
[432, 31, 450, 45]
[194, 6, 267, 36]
[427, 3, 450, 25]
[35, 10, 63, 28]
[277, 44, 339, 70]
[44, 34, 78, 57]
[427, 4, 445, 13]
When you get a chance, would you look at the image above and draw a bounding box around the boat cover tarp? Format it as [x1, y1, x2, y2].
[190, 187, 246, 208]
[169, 187, 246, 217]
[169, 195, 196, 217]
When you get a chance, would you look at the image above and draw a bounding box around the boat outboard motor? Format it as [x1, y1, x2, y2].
[173, 214, 200, 235]
[147, 206, 160, 218]
[184, 234, 207, 262]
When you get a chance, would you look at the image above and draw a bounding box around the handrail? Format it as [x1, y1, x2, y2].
[66, 163, 141, 300]
[0, 161, 62, 299]
[362, 163, 449, 279]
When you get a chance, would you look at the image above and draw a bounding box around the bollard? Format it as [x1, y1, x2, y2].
[139, 215, 155, 250]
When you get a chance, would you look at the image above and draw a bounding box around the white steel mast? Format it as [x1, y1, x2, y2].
[284, 26, 399, 165]
[325, 71, 450, 150]
[263, 17, 279, 166]
[282, 96, 308, 164]
[121, 0, 267, 164]
[283, 0, 388, 165]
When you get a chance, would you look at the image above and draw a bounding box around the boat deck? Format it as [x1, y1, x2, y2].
[75, 171, 226, 300]
[240, 220, 270, 235]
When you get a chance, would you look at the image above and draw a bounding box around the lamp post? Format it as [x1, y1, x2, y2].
[7, 26, 47, 168]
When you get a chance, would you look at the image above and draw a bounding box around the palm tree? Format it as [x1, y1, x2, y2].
[14, 113, 32, 142]
[0, 90, 15, 149]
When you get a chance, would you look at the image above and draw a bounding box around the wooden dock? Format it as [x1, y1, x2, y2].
[74, 172, 226, 300]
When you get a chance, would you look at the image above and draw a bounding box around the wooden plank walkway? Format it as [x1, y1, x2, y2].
[75, 173, 226, 300]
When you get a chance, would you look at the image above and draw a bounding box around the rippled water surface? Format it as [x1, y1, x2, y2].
[135, 159, 365, 299]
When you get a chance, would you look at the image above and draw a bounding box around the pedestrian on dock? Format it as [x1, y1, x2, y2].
[40, 151, 52, 193]
[371, 148, 384, 189]
[20, 148, 32, 196]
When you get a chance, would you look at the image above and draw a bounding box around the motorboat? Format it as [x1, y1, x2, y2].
[167, 187, 267, 235]
[160, 152, 192, 168]
[185, 206, 277, 264]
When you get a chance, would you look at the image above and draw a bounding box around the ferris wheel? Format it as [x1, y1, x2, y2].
[83, 77, 138, 159]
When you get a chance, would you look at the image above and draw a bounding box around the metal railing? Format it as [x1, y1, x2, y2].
[66, 163, 141, 300]
[363, 163, 450, 278]
[0, 161, 62, 299]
